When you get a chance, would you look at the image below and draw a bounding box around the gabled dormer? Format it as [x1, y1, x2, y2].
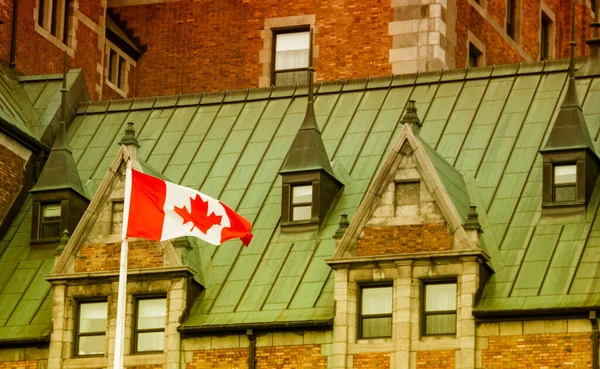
[539, 40, 600, 215]
[279, 36, 343, 231]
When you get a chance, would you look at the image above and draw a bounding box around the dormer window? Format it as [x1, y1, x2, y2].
[41, 203, 62, 239]
[291, 185, 312, 221]
[553, 164, 577, 202]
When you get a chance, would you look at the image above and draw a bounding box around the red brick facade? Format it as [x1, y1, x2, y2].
[0, 361, 38, 369]
[483, 333, 593, 368]
[416, 350, 455, 369]
[75, 240, 163, 272]
[0, 144, 25, 224]
[353, 353, 391, 369]
[356, 223, 453, 256]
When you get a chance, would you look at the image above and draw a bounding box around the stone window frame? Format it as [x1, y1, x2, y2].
[74, 299, 108, 357]
[271, 26, 311, 87]
[505, 0, 522, 43]
[539, 3, 556, 61]
[281, 173, 320, 230]
[34, 0, 77, 56]
[31, 195, 67, 245]
[467, 31, 486, 68]
[420, 279, 458, 337]
[259, 14, 317, 88]
[105, 41, 136, 98]
[358, 283, 394, 339]
[132, 295, 168, 354]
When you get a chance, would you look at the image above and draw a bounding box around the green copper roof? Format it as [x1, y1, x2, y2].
[6, 57, 600, 338]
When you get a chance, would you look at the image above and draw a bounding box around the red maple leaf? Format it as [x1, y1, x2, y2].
[173, 194, 222, 234]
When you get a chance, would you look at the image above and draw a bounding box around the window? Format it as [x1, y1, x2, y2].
[111, 200, 124, 234]
[540, 12, 553, 61]
[422, 282, 457, 336]
[506, 0, 517, 39]
[40, 203, 61, 239]
[108, 48, 127, 90]
[291, 185, 312, 221]
[75, 301, 107, 356]
[468, 43, 482, 67]
[272, 29, 310, 86]
[359, 285, 393, 339]
[37, 0, 71, 45]
[553, 164, 577, 202]
[134, 297, 166, 352]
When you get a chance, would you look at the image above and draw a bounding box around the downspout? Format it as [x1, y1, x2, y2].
[247, 329, 256, 369]
[9, 0, 18, 68]
[591, 311, 598, 369]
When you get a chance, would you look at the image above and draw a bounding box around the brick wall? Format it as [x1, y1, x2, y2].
[0, 144, 25, 224]
[111, 0, 392, 97]
[256, 345, 327, 368]
[416, 350, 455, 369]
[127, 366, 162, 369]
[0, 361, 38, 369]
[188, 348, 248, 369]
[0, 0, 13, 63]
[483, 333, 592, 368]
[75, 240, 163, 272]
[356, 223, 453, 256]
[353, 352, 391, 369]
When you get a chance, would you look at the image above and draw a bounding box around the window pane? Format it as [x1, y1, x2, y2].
[425, 314, 456, 335]
[275, 70, 307, 86]
[292, 185, 312, 204]
[362, 286, 392, 315]
[138, 299, 166, 329]
[41, 223, 61, 238]
[292, 205, 311, 221]
[362, 316, 392, 338]
[275, 32, 309, 70]
[79, 302, 107, 333]
[78, 334, 105, 355]
[555, 185, 576, 202]
[425, 283, 457, 312]
[42, 204, 61, 219]
[554, 165, 576, 184]
[137, 332, 164, 352]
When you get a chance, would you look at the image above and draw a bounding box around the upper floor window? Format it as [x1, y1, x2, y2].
[553, 164, 577, 202]
[272, 29, 310, 86]
[468, 43, 483, 68]
[506, 0, 517, 39]
[108, 48, 127, 90]
[40, 203, 62, 239]
[75, 301, 107, 356]
[359, 285, 393, 339]
[291, 185, 312, 221]
[422, 281, 457, 336]
[134, 297, 167, 353]
[37, 0, 71, 45]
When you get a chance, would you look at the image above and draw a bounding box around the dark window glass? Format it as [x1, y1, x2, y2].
[135, 298, 166, 352]
[50, 0, 59, 36]
[118, 56, 126, 88]
[273, 30, 310, 86]
[423, 282, 456, 335]
[507, 0, 516, 38]
[62, 0, 71, 45]
[40, 203, 61, 239]
[76, 301, 107, 356]
[360, 286, 392, 339]
[553, 164, 576, 202]
[540, 14, 551, 61]
[468, 43, 482, 67]
[291, 184, 312, 221]
[38, 0, 46, 27]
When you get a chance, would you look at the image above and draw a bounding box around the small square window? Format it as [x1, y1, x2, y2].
[273, 29, 310, 86]
[553, 164, 577, 202]
[40, 203, 61, 239]
[134, 297, 166, 353]
[291, 185, 312, 221]
[422, 282, 457, 336]
[75, 301, 107, 356]
[359, 285, 392, 339]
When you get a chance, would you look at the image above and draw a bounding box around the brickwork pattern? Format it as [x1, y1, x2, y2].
[483, 333, 593, 368]
[127, 365, 162, 369]
[112, 0, 392, 97]
[0, 361, 38, 369]
[353, 352, 391, 369]
[75, 240, 163, 272]
[256, 344, 327, 368]
[0, 144, 25, 224]
[188, 348, 249, 369]
[356, 223, 453, 256]
[0, 0, 13, 62]
[416, 350, 455, 369]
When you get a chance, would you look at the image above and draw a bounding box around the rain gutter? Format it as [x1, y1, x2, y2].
[178, 319, 333, 334]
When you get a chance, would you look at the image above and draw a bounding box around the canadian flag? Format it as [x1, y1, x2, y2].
[123, 167, 253, 246]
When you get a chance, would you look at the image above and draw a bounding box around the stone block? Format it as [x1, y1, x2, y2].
[211, 335, 240, 349]
[567, 319, 591, 333]
[523, 320, 567, 335]
[477, 323, 499, 337]
[499, 321, 522, 336]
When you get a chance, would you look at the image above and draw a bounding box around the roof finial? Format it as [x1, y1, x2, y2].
[119, 122, 140, 147]
[334, 213, 349, 238]
[562, 1, 580, 108]
[401, 100, 422, 135]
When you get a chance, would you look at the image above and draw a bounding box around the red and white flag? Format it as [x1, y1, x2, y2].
[123, 167, 253, 246]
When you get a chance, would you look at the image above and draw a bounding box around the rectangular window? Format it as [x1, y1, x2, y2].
[134, 297, 167, 352]
[38, 0, 46, 27]
[62, 0, 71, 45]
[37, 0, 70, 45]
[291, 184, 312, 221]
[108, 48, 127, 90]
[273, 29, 310, 86]
[111, 200, 124, 234]
[422, 282, 457, 336]
[360, 285, 393, 339]
[554, 164, 577, 202]
[40, 203, 61, 239]
[507, 0, 516, 38]
[468, 43, 482, 68]
[76, 301, 107, 356]
[540, 12, 552, 61]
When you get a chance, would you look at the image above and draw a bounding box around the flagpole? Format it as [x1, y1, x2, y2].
[114, 159, 132, 369]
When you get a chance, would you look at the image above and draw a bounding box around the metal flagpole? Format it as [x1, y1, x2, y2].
[114, 159, 132, 369]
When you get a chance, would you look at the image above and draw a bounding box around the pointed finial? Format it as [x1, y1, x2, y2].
[464, 205, 481, 231]
[333, 213, 349, 238]
[401, 100, 422, 134]
[118, 122, 140, 147]
[54, 229, 70, 255]
[562, 1, 580, 108]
